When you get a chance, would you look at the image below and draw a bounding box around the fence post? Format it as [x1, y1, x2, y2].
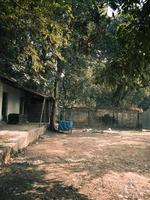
[88, 109, 90, 127]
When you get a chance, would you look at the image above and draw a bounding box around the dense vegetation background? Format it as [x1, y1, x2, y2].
[0, 0, 150, 129]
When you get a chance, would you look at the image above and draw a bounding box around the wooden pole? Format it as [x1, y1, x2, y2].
[48, 99, 51, 124]
[39, 97, 46, 127]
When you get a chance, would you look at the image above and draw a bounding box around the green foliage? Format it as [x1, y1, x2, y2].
[0, 0, 149, 110]
[0, 0, 73, 92]
[95, 0, 150, 106]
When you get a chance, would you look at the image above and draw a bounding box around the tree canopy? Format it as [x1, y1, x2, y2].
[0, 0, 149, 118]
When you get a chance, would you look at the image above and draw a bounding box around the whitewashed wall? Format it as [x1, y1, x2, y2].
[0, 81, 3, 121]
[3, 83, 24, 117]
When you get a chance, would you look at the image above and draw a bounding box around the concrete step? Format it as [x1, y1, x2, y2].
[0, 126, 46, 165]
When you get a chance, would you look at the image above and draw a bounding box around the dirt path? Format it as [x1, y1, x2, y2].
[0, 130, 150, 200]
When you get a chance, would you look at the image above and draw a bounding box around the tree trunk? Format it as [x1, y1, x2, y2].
[111, 84, 128, 107]
[48, 59, 63, 131]
[49, 77, 59, 131]
[49, 99, 57, 131]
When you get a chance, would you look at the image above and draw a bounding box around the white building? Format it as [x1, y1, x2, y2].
[0, 75, 53, 124]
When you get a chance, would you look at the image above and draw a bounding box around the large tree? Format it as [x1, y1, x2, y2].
[1, 0, 149, 129]
[0, 0, 73, 130]
[106, 0, 150, 105]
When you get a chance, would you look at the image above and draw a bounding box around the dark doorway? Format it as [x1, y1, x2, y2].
[2, 92, 8, 122]
[19, 97, 25, 114]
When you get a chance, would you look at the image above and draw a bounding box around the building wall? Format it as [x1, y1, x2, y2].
[3, 83, 24, 117]
[142, 109, 150, 129]
[0, 81, 3, 120]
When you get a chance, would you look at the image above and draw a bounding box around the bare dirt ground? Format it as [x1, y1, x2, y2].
[0, 130, 150, 200]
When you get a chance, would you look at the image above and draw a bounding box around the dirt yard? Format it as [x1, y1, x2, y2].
[0, 130, 150, 200]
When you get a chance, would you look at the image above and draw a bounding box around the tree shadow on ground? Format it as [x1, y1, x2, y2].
[21, 142, 150, 180]
[68, 144, 150, 178]
[0, 161, 90, 200]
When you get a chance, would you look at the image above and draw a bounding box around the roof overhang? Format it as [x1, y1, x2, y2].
[0, 74, 54, 100]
